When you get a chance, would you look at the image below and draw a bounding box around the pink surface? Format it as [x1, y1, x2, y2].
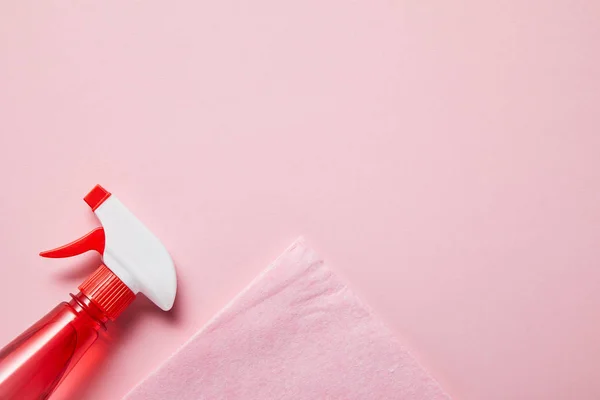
[125, 239, 450, 400]
[0, 0, 599, 399]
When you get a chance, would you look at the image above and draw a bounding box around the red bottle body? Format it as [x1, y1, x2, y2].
[0, 293, 105, 400]
[0, 264, 135, 399]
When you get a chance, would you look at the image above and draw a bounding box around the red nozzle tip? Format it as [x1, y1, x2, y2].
[84, 185, 111, 211]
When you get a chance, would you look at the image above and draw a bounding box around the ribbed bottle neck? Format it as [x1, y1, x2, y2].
[77, 264, 136, 321]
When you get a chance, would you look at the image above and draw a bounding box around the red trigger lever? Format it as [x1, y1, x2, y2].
[39, 227, 105, 259]
[39, 185, 111, 259]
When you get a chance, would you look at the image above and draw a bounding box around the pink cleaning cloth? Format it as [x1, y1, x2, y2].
[125, 239, 450, 400]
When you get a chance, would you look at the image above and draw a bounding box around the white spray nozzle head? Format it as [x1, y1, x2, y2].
[92, 189, 177, 311]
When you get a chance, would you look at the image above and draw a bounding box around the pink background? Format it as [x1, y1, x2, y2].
[0, 1, 599, 399]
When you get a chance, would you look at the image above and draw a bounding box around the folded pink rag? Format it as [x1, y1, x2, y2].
[126, 239, 450, 399]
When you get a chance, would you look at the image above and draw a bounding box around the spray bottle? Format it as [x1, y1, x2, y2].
[0, 185, 177, 399]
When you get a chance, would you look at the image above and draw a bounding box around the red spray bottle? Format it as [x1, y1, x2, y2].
[0, 185, 177, 399]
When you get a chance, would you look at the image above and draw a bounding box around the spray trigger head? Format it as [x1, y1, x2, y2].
[40, 185, 177, 311]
